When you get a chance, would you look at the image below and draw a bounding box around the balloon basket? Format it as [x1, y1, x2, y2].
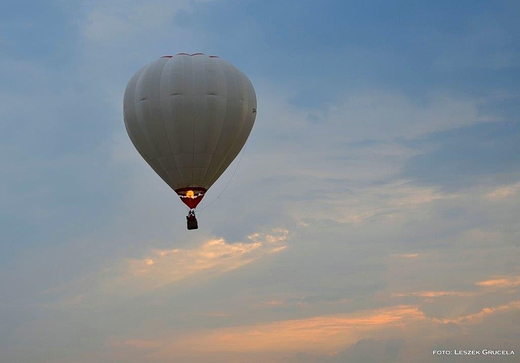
[186, 210, 198, 230]
[187, 218, 198, 230]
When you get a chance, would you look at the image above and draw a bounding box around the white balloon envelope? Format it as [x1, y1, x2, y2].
[124, 53, 257, 223]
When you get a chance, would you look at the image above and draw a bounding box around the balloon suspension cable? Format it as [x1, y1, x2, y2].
[197, 142, 248, 213]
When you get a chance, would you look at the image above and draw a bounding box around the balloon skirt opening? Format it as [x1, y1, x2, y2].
[176, 187, 207, 209]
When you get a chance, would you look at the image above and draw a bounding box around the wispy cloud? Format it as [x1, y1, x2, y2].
[392, 291, 474, 298]
[485, 182, 520, 201]
[80, 0, 215, 43]
[476, 276, 520, 289]
[101, 231, 288, 297]
[3, 1, 520, 362]
[120, 298, 519, 359]
[391, 253, 420, 258]
[391, 275, 520, 299]
[43, 229, 289, 306]
[148, 305, 424, 356]
[433, 300, 520, 325]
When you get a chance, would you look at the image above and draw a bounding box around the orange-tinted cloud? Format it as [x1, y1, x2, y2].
[100, 229, 288, 297]
[149, 305, 425, 357]
[141, 299, 520, 359]
[476, 276, 520, 289]
[485, 182, 520, 200]
[42, 229, 289, 308]
[392, 275, 520, 300]
[433, 300, 520, 324]
[391, 253, 420, 258]
[392, 290, 474, 298]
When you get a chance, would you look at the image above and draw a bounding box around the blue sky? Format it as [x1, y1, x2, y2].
[1, 1, 519, 362]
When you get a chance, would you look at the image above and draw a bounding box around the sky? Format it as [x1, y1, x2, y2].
[1, 0, 519, 362]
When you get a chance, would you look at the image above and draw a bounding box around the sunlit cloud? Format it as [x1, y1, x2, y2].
[40, 229, 289, 309]
[265, 300, 284, 306]
[150, 305, 425, 356]
[140, 298, 520, 358]
[32, 296, 520, 362]
[99, 229, 288, 297]
[392, 291, 474, 298]
[257, 296, 352, 309]
[476, 276, 520, 289]
[433, 300, 520, 324]
[485, 182, 520, 200]
[391, 253, 420, 259]
[391, 275, 520, 300]
[3, 2, 519, 362]
[248, 228, 289, 244]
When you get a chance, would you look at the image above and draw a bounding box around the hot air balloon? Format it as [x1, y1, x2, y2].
[123, 53, 257, 230]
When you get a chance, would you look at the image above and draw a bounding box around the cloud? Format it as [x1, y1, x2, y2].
[79, 0, 215, 43]
[391, 253, 420, 258]
[42, 228, 288, 307]
[486, 182, 520, 201]
[476, 276, 520, 289]
[3, 2, 519, 362]
[256, 87, 494, 151]
[114, 297, 519, 362]
[240, 84, 512, 229]
[402, 120, 520, 191]
[101, 231, 288, 297]
[433, 300, 520, 325]
[392, 291, 474, 299]
[391, 275, 520, 300]
[149, 305, 424, 357]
